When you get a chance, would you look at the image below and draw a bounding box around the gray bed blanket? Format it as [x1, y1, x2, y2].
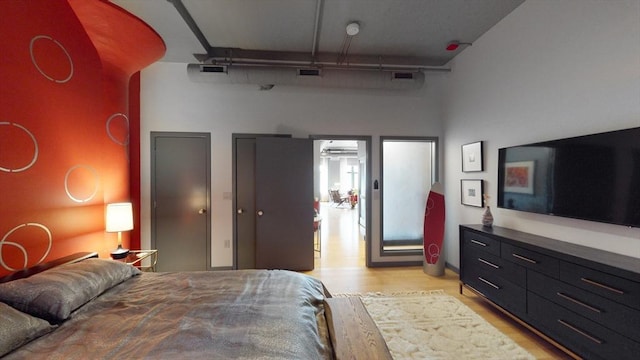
[5, 270, 333, 359]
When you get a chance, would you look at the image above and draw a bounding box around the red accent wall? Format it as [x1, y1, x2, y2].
[129, 73, 142, 250]
[0, 0, 164, 276]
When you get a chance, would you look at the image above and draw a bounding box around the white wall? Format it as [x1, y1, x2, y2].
[442, 0, 640, 268]
[138, 64, 444, 267]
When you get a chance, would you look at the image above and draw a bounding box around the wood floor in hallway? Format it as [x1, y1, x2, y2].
[304, 203, 572, 360]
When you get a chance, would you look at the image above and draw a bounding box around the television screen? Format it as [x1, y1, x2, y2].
[497, 127, 640, 227]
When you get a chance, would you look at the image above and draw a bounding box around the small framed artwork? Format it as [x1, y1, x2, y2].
[461, 179, 484, 207]
[462, 141, 483, 172]
[504, 161, 535, 194]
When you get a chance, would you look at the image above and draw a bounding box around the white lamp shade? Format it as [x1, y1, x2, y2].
[106, 202, 133, 232]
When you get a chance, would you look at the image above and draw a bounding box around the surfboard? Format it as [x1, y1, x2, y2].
[423, 182, 445, 265]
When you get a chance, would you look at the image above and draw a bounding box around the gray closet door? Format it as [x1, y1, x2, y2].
[255, 137, 314, 271]
[152, 133, 210, 271]
[235, 138, 257, 269]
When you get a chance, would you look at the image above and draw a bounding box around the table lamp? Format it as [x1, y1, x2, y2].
[106, 202, 133, 259]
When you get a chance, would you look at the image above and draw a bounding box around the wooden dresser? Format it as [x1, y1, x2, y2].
[459, 225, 640, 360]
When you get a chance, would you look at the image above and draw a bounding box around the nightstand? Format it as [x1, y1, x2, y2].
[117, 250, 158, 272]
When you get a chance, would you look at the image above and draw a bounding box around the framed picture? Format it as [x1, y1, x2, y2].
[504, 161, 535, 194]
[461, 179, 484, 207]
[462, 141, 483, 172]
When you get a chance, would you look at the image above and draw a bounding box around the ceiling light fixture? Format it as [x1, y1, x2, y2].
[337, 22, 360, 64]
[446, 41, 472, 51]
[346, 22, 360, 36]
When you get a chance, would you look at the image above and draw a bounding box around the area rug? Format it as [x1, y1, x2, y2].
[334, 290, 535, 360]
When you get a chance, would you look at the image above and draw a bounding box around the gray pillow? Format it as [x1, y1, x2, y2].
[0, 258, 140, 322]
[0, 302, 55, 357]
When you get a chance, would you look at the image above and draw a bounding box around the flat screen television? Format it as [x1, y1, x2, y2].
[497, 127, 640, 228]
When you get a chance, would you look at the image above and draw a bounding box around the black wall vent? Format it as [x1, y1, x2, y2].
[393, 72, 415, 80]
[201, 65, 227, 73]
[298, 68, 321, 76]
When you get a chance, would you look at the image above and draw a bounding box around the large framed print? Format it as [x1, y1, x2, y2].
[462, 141, 483, 172]
[461, 179, 484, 207]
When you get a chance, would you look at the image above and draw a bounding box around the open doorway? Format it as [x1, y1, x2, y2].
[312, 136, 371, 268]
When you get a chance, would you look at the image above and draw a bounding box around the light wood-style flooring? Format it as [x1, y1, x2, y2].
[304, 203, 573, 360]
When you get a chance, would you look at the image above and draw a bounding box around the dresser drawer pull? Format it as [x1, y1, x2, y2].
[470, 239, 488, 247]
[478, 277, 500, 290]
[511, 253, 538, 264]
[580, 277, 625, 295]
[478, 258, 500, 269]
[557, 319, 603, 345]
[556, 292, 602, 313]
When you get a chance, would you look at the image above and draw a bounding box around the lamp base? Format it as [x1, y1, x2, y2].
[110, 245, 129, 259]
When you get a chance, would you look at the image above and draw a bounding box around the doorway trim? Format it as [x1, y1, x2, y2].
[150, 131, 211, 270]
[310, 135, 372, 267]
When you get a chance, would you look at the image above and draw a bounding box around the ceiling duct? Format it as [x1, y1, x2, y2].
[298, 68, 321, 76]
[321, 148, 358, 156]
[187, 64, 425, 90]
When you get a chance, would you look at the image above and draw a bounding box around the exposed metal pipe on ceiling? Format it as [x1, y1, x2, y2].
[205, 59, 450, 73]
[310, 0, 323, 59]
[167, 0, 212, 55]
[171, 0, 449, 73]
[201, 48, 450, 72]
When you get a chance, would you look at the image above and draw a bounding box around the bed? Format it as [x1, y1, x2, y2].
[0, 252, 391, 359]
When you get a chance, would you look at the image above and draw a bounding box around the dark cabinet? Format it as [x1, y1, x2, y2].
[460, 225, 640, 360]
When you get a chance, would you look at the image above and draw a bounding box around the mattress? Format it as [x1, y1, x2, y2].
[3, 268, 333, 359]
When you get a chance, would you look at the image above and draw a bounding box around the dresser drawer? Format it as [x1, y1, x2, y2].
[528, 271, 640, 343]
[462, 247, 526, 286]
[560, 261, 640, 311]
[461, 229, 500, 257]
[501, 242, 559, 278]
[528, 292, 640, 360]
[463, 266, 526, 315]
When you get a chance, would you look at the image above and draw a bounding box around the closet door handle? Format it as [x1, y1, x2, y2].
[257, 210, 264, 217]
[237, 208, 244, 214]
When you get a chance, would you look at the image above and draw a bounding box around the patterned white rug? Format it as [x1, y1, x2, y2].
[335, 290, 535, 360]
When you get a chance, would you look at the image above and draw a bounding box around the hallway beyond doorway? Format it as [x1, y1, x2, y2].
[314, 201, 365, 269]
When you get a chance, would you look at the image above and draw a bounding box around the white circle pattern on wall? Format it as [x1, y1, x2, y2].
[0, 122, 39, 173]
[0, 223, 52, 271]
[30, 35, 74, 83]
[64, 165, 99, 203]
[106, 113, 130, 146]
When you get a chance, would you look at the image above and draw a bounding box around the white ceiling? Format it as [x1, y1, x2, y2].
[112, 0, 525, 68]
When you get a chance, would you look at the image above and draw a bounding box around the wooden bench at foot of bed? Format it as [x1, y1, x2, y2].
[324, 297, 392, 360]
